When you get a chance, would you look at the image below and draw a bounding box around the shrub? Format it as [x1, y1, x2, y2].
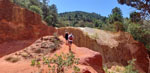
[114, 21, 125, 32]
[29, 5, 43, 16]
[123, 59, 138, 73]
[45, 15, 53, 26]
[31, 52, 80, 73]
[127, 22, 150, 50]
[45, 14, 58, 27]
[127, 23, 141, 40]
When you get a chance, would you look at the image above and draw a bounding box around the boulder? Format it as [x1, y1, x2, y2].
[76, 47, 105, 73]
[58, 27, 149, 73]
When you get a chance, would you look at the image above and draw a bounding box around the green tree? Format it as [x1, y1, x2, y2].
[45, 15, 53, 26]
[108, 7, 123, 24]
[107, 7, 124, 31]
[29, 0, 41, 7]
[42, 0, 49, 6]
[49, 4, 58, 14]
[130, 12, 141, 23]
[118, 0, 150, 18]
[41, 4, 50, 19]
[49, 4, 58, 26]
[12, 0, 30, 8]
[29, 5, 43, 16]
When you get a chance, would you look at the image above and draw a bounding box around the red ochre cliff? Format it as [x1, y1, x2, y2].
[58, 27, 149, 73]
[0, 0, 55, 57]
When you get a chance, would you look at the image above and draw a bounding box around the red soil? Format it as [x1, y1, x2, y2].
[0, 36, 104, 73]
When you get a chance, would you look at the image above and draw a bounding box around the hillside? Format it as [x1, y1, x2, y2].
[58, 11, 107, 27]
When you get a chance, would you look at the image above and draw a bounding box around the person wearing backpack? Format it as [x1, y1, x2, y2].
[68, 33, 73, 51]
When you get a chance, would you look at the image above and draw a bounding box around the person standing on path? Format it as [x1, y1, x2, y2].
[68, 33, 74, 51]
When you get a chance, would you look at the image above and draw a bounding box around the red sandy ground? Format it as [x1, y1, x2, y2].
[0, 36, 99, 73]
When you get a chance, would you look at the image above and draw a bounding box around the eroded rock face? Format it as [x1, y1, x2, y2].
[0, 0, 55, 57]
[57, 27, 149, 73]
[0, 0, 55, 42]
[76, 47, 104, 73]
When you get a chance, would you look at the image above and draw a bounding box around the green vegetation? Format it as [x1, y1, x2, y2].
[130, 12, 141, 23]
[108, 7, 123, 24]
[58, 11, 106, 28]
[104, 59, 138, 73]
[57, 7, 124, 31]
[118, 0, 150, 19]
[31, 52, 80, 73]
[124, 59, 138, 73]
[29, 5, 43, 16]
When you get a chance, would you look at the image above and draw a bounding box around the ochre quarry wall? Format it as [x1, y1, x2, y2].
[57, 27, 149, 73]
[0, 0, 55, 57]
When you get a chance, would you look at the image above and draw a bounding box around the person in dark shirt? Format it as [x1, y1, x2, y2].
[65, 32, 69, 44]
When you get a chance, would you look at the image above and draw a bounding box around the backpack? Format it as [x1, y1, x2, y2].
[69, 35, 73, 40]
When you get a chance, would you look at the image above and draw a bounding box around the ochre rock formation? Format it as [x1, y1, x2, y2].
[0, 36, 104, 73]
[77, 47, 104, 73]
[57, 27, 149, 73]
[52, 36, 105, 73]
[0, 0, 55, 57]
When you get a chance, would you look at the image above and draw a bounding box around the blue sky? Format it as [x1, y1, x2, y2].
[49, 0, 137, 17]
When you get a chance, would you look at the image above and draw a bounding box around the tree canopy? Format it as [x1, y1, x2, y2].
[118, 0, 150, 19]
[130, 12, 141, 22]
[108, 7, 123, 24]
